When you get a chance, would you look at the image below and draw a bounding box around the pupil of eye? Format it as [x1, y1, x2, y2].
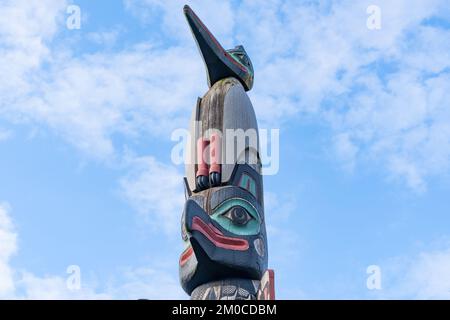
[230, 207, 249, 225]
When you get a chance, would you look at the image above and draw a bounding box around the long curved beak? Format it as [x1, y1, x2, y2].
[183, 5, 251, 90]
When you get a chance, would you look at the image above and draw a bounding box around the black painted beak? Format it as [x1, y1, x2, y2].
[183, 5, 253, 91]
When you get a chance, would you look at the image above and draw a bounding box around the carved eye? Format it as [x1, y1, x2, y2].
[235, 53, 249, 67]
[222, 206, 253, 226]
[241, 55, 250, 66]
[211, 198, 261, 236]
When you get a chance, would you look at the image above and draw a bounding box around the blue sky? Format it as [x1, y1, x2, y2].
[0, 0, 450, 299]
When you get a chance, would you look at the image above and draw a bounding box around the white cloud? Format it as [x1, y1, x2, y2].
[13, 266, 185, 300]
[0, 202, 184, 299]
[120, 156, 184, 235]
[86, 29, 121, 47]
[0, 128, 12, 142]
[0, 0, 64, 105]
[381, 244, 450, 299]
[334, 133, 359, 172]
[0, 203, 17, 298]
[238, 0, 450, 191]
[404, 249, 450, 299]
[124, 0, 235, 46]
[0, 0, 204, 160]
[264, 191, 296, 221]
[264, 191, 302, 271]
[17, 45, 203, 159]
[107, 266, 185, 300]
[15, 272, 111, 300]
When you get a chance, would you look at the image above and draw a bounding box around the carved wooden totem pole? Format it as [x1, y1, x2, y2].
[179, 5, 275, 300]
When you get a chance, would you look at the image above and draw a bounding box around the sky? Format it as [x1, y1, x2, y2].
[0, 0, 450, 299]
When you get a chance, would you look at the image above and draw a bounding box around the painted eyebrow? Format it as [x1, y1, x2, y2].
[212, 198, 260, 220]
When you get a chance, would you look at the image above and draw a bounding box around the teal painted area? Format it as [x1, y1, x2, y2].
[239, 174, 257, 199]
[211, 198, 260, 235]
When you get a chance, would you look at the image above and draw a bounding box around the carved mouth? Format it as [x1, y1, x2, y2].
[191, 216, 249, 251]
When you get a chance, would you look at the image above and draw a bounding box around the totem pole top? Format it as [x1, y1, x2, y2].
[183, 5, 254, 91]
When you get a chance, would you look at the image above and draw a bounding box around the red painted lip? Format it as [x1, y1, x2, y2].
[180, 246, 194, 266]
[191, 216, 249, 251]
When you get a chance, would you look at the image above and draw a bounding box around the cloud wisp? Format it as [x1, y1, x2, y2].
[0, 203, 185, 299]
